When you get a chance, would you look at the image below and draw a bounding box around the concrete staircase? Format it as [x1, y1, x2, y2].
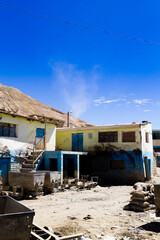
[21, 150, 44, 172]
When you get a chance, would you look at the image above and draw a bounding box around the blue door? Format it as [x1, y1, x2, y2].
[72, 133, 83, 151]
[36, 128, 45, 149]
[0, 158, 10, 185]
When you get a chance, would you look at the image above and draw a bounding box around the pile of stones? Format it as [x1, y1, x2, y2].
[124, 182, 155, 212]
[154, 183, 160, 216]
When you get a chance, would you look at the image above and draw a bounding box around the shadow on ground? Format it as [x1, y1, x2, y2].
[139, 222, 160, 233]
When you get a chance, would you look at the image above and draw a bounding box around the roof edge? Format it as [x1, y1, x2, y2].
[0, 111, 65, 126]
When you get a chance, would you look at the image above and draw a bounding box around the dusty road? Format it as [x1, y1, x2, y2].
[22, 183, 160, 240]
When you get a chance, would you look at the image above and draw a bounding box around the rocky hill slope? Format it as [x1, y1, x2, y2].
[0, 84, 93, 128]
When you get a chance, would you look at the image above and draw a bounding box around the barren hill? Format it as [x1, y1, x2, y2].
[0, 84, 93, 127]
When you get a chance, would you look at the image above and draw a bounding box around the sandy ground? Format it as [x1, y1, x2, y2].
[22, 174, 160, 240]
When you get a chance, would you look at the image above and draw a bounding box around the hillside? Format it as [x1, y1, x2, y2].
[0, 84, 93, 127]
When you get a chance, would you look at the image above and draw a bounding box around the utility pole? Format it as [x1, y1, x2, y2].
[67, 111, 72, 127]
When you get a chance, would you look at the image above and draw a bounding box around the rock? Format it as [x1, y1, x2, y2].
[95, 234, 101, 238]
[67, 216, 77, 220]
[101, 236, 116, 240]
[83, 215, 93, 220]
[81, 236, 92, 240]
[111, 226, 120, 230]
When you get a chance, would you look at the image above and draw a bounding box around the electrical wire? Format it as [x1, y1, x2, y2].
[0, 1, 160, 45]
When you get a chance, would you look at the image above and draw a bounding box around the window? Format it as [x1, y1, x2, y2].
[146, 132, 149, 143]
[110, 160, 125, 169]
[122, 132, 135, 142]
[154, 147, 160, 152]
[99, 131, 118, 142]
[0, 123, 16, 137]
[36, 128, 45, 138]
[88, 133, 93, 139]
[153, 132, 160, 140]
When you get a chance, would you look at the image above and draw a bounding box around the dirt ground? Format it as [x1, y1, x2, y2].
[22, 172, 160, 240]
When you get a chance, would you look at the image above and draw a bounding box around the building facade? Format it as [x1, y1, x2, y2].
[56, 122, 153, 183]
[0, 112, 59, 183]
[152, 129, 160, 167]
[0, 112, 57, 152]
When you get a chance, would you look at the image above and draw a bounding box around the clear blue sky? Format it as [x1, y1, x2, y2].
[0, 0, 160, 128]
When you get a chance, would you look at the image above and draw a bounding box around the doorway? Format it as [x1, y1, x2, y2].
[36, 128, 45, 149]
[67, 158, 75, 178]
[50, 158, 58, 171]
[72, 133, 83, 151]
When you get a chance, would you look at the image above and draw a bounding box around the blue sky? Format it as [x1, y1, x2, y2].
[0, 0, 160, 128]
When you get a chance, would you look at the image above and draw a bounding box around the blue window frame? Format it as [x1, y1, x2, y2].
[36, 128, 45, 138]
[0, 123, 16, 137]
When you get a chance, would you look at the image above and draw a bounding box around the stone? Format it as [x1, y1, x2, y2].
[101, 236, 116, 240]
[83, 215, 93, 220]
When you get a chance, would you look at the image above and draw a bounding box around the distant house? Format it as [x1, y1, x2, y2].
[56, 121, 154, 183]
[152, 129, 160, 167]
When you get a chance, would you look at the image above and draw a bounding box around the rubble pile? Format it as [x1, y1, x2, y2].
[124, 182, 155, 212]
[154, 183, 160, 216]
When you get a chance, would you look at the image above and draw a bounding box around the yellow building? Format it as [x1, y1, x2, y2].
[56, 122, 153, 183]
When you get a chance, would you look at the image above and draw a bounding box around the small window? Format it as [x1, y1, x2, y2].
[110, 160, 125, 169]
[88, 133, 92, 139]
[36, 128, 45, 138]
[122, 132, 135, 142]
[99, 131, 118, 142]
[154, 147, 160, 152]
[0, 123, 16, 137]
[146, 132, 149, 143]
[153, 132, 160, 140]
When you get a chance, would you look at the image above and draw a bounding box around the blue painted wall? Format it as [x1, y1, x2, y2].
[84, 149, 153, 183]
[0, 157, 11, 185]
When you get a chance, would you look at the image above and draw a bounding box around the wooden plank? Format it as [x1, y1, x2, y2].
[31, 231, 44, 240]
[32, 224, 59, 240]
[59, 233, 83, 240]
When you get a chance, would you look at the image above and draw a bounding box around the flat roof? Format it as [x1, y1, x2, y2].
[57, 122, 151, 132]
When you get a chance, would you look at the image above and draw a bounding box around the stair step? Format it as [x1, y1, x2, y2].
[21, 168, 34, 172]
[25, 160, 35, 164]
[22, 163, 35, 168]
[31, 151, 43, 157]
[28, 155, 34, 160]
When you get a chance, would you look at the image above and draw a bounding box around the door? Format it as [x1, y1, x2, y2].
[0, 158, 10, 185]
[67, 158, 75, 178]
[36, 128, 45, 149]
[72, 133, 83, 151]
[144, 157, 151, 181]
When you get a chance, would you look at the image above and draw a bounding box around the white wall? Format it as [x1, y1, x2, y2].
[0, 113, 56, 151]
[141, 123, 153, 153]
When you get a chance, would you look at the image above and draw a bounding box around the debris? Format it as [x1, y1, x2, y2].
[67, 216, 78, 220]
[81, 236, 92, 240]
[111, 226, 120, 230]
[124, 182, 155, 212]
[83, 215, 93, 220]
[101, 236, 116, 240]
[154, 183, 160, 216]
